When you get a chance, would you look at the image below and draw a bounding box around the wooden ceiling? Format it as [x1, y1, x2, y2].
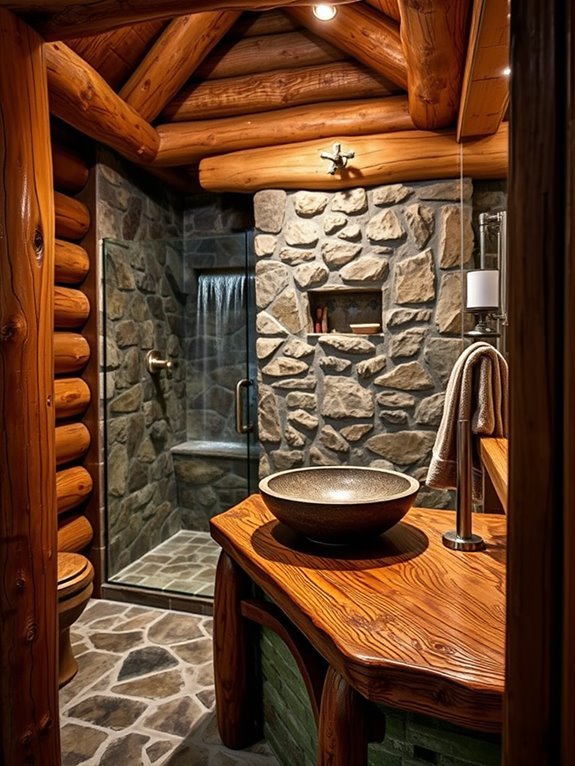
[7, 0, 509, 192]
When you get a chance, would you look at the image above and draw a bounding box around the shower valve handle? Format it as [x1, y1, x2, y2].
[146, 350, 176, 375]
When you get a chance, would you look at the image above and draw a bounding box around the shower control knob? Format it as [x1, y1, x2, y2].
[145, 350, 176, 375]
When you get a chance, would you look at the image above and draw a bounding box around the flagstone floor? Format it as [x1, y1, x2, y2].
[109, 531, 220, 598]
[60, 599, 279, 766]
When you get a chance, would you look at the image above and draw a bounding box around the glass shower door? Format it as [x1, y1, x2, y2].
[102, 234, 257, 602]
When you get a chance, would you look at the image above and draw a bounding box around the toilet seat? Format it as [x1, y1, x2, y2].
[58, 552, 94, 599]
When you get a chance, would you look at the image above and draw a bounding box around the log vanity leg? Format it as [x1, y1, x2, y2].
[213, 550, 262, 748]
[318, 666, 378, 766]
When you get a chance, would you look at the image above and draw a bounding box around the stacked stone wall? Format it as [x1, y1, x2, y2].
[98, 151, 186, 574]
[254, 180, 504, 509]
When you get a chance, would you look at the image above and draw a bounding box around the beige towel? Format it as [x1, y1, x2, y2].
[427, 341, 509, 498]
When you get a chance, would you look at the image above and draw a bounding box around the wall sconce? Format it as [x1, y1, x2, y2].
[313, 4, 337, 20]
[465, 269, 500, 338]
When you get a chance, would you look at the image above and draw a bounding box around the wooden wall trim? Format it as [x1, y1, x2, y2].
[504, 0, 567, 763]
[0, 9, 60, 764]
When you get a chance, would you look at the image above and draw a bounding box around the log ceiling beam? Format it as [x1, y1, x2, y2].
[285, 5, 407, 90]
[66, 20, 166, 90]
[45, 41, 159, 164]
[397, 0, 472, 129]
[162, 61, 402, 122]
[12, 0, 361, 39]
[364, 0, 400, 22]
[198, 122, 508, 192]
[155, 96, 413, 165]
[456, 0, 509, 141]
[120, 11, 241, 122]
[195, 30, 347, 81]
[235, 9, 300, 36]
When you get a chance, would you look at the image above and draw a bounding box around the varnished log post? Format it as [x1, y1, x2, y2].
[0, 9, 60, 765]
[213, 551, 262, 749]
[318, 667, 371, 766]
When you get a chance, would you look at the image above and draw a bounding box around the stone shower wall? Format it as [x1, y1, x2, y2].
[98, 151, 186, 575]
[254, 179, 486, 509]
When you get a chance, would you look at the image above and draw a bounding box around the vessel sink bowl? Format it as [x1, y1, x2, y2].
[259, 466, 420, 544]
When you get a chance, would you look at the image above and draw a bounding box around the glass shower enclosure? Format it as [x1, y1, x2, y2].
[102, 233, 257, 601]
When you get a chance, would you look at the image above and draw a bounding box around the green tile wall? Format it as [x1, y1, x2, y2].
[260, 627, 502, 766]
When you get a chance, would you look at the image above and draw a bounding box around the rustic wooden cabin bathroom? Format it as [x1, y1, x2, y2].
[0, 1, 573, 765]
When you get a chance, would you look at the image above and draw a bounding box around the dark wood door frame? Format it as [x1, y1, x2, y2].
[505, 0, 574, 762]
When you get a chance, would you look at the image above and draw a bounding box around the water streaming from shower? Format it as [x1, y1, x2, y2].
[192, 269, 248, 445]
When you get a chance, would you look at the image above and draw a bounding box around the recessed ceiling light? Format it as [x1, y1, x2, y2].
[313, 4, 337, 21]
[503, 66, 511, 76]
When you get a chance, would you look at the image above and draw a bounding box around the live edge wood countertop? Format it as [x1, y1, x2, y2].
[210, 494, 507, 733]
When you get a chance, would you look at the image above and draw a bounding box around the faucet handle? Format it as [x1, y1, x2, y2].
[320, 142, 355, 175]
[146, 350, 177, 375]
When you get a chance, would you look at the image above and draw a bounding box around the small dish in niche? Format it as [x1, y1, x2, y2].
[350, 323, 380, 335]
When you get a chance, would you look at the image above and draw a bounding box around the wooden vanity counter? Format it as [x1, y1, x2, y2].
[210, 495, 506, 764]
[481, 437, 509, 512]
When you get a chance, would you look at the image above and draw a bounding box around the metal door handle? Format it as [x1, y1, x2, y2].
[235, 378, 253, 434]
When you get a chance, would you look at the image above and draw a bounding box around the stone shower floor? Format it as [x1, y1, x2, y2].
[110, 530, 221, 598]
[60, 598, 280, 765]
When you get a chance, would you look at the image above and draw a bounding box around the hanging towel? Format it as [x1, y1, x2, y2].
[427, 341, 509, 499]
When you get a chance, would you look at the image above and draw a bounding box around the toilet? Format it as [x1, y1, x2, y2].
[57, 552, 94, 688]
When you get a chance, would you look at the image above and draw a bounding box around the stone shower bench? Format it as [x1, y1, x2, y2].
[210, 494, 506, 765]
[171, 440, 255, 459]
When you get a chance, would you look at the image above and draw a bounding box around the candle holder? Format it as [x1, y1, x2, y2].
[464, 269, 501, 339]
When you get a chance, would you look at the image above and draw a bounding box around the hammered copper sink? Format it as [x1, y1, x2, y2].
[259, 466, 420, 544]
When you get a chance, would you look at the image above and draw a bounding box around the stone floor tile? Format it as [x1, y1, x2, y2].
[119, 646, 179, 680]
[146, 740, 174, 763]
[99, 733, 150, 766]
[60, 723, 107, 766]
[59, 650, 121, 706]
[60, 600, 279, 766]
[172, 637, 212, 665]
[90, 630, 144, 653]
[148, 612, 204, 645]
[143, 695, 205, 737]
[112, 668, 185, 699]
[66, 694, 147, 730]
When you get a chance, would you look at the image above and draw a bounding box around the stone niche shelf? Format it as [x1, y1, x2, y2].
[307, 287, 383, 336]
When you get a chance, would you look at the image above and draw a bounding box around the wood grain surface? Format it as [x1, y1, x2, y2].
[0, 9, 60, 764]
[480, 437, 508, 512]
[210, 494, 506, 732]
[195, 30, 346, 81]
[120, 11, 241, 121]
[54, 377, 91, 420]
[56, 466, 93, 514]
[55, 239, 90, 284]
[155, 97, 413, 165]
[162, 61, 400, 122]
[397, 0, 471, 129]
[286, 5, 407, 90]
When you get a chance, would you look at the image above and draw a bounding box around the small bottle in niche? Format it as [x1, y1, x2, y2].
[314, 307, 323, 333]
[321, 307, 329, 333]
